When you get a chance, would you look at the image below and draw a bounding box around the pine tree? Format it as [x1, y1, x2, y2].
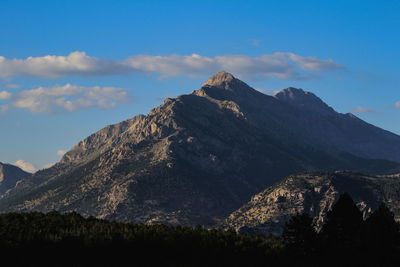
[361, 203, 399, 250]
[282, 213, 316, 257]
[320, 193, 363, 250]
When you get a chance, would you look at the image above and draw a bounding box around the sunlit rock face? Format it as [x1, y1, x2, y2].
[0, 72, 399, 226]
[223, 171, 400, 235]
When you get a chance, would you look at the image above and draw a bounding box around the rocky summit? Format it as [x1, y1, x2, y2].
[223, 171, 400, 235]
[0, 71, 399, 226]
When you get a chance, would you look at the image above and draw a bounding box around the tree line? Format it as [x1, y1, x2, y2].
[0, 193, 398, 266]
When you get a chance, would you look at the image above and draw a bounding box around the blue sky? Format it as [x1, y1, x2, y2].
[0, 0, 399, 172]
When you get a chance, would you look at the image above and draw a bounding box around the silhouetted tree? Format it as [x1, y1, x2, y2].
[320, 193, 363, 249]
[360, 204, 399, 251]
[282, 213, 317, 257]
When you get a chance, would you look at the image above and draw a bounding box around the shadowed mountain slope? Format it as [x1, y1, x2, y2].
[0, 71, 399, 225]
[0, 163, 31, 195]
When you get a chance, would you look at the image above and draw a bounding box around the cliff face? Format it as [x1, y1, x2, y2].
[223, 171, 400, 235]
[0, 71, 399, 226]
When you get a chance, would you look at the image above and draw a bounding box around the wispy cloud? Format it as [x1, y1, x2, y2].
[0, 105, 8, 112]
[250, 39, 262, 47]
[395, 101, 400, 108]
[352, 106, 374, 113]
[42, 163, 55, 169]
[13, 160, 37, 173]
[125, 52, 342, 80]
[0, 52, 127, 78]
[0, 51, 343, 81]
[13, 159, 57, 172]
[0, 91, 11, 99]
[284, 53, 341, 71]
[5, 84, 129, 113]
[5, 84, 20, 89]
[57, 149, 66, 156]
[255, 88, 281, 95]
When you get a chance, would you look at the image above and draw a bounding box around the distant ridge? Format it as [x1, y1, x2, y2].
[274, 87, 336, 114]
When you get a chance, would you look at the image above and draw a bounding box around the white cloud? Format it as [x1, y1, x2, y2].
[11, 84, 129, 113]
[0, 51, 342, 81]
[284, 53, 341, 71]
[42, 163, 55, 169]
[13, 160, 37, 173]
[352, 106, 374, 113]
[255, 88, 281, 95]
[125, 53, 342, 80]
[57, 150, 66, 156]
[0, 51, 128, 78]
[395, 101, 400, 108]
[0, 91, 11, 99]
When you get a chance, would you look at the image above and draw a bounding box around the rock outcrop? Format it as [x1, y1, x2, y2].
[223, 171, 400, 235]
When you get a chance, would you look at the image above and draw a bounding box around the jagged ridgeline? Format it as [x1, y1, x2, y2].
[1, 71, 399, 226]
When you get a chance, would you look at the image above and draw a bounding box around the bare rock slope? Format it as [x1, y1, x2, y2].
[0, 72, 399, 226]
[223, 171, 400, 235]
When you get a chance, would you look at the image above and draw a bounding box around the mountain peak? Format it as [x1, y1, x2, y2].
[196, 71, 259, 101]
[201, 71, 252, 92]
[203, 71, 235, 87]
[274, 87, 335, 114]
[275, 87, 311, 97]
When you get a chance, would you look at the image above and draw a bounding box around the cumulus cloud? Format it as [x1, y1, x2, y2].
[0, 91, 11, 99]
[0, 51, 128, 78]
[13, 160, 37, 173]
[352, 106, 374, 113]
[57, 150, 66, 156]
[0, 51, 342, 81]
[395, 101, 400, 108]
[125, 53, 342, 80]
[11, 84, 129, 113]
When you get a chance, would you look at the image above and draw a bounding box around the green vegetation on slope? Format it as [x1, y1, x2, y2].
[0, 211, 282, 267]
[1, 193, 400, 267]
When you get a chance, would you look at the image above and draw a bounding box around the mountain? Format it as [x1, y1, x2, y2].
[274, 87, 336, 115]
[222, 171, 400, 235]
[274, 87, 400, 162]
[0, 163, 31, 195]
[0, 71, 399, 225]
